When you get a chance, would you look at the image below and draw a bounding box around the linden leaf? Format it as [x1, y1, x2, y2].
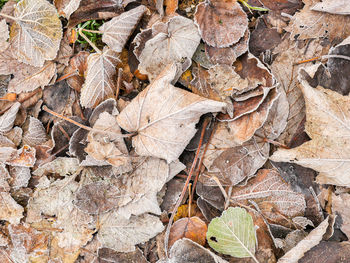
[116, 63, 226, 163]
[100, 5, 147, 52]
[80, 47, 119, 108]
[7, 0, 63, 67]
[270, 76, 350, 187]
[207, 207, 257, 259]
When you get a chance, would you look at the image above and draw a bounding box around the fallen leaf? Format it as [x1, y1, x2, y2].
[54, 0, 81, 18]
[230, 169, 306, 226]
[9, 166, 31, 188]
[173, 203, 203, 222]
[0, 192, 23, 224]
[97, 247, 148, 263]
[79, 47, 119, 108]
[270, 78, 350, 187]
[207, 207, 257, 259]
[137, 16, 201, 81]
[167, 238, 228, 263]
[116, 63, 226, 163]
[0, 19, 9, 52]
[194, 0, 248, 48]
[64, 51, 89, 92]
[5, 145, 36, 167]
[0, 101, 20, 133]
[311, 0, 350, 15]
[0, 163, 10, 191]
[100, 5, 147, 52]
[8, 0, 63, 67]
[22, 117, 47, 147]
[33, 157, 79, 177]
[97, 211, 164, 252]
[331, 193, 350, 239]
[299, 241, 350, 263]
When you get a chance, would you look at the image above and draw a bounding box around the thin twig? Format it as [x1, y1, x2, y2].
[80, 28, 102, 34]
[78, 28, 101, 54]
[116, 68, 123, 99]
[188, 183, 192, 218]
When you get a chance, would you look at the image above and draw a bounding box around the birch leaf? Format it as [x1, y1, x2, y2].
[80, 47, 119, 108]
[9, 0, 63, 67]
[207, 207, 257, 258]
[0, 102, 20, 133]
[116, 63, 226, 163]
[23, 117, 47, 146]
[100, 5, 147, 52]
[270, 78, 350, 187]
[0, 19, 9, 52]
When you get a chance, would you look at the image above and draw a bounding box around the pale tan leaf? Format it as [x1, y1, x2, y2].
[116, 63, 226, 163]
[0, 101, 20, 133]
[97, 211, 164, 252]
[0, 163, 10, 191]
[230, 169, 306, 226]
[270, 79, 350, 187]
[138, 16, 201, 81]
[0, 19, 9, 52]
[54, 0, 81, 18]
[80, 47, 119, 108]
[277, 217, 331, 263]
[332, 193, 350, 239]
[5, 145, 36, 167]
[0, 192, 23, 224]
[0, 147, 17, 163]
[311, 0, 350, 15]
[9, 166, 31, 188]
[23, 117, 47, 146]
[100, 5, 147, 52]
[10, 0, 63, 67]
[33, 157, 79, 177]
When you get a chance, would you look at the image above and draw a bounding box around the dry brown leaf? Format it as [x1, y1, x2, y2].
[54, 0, 81, 18]
[22, 117, 47, 146]
[332, 193, 350, 239]
[97, 211, 164, 252]
[8, 0, 63, 67]
[169, 217, 207, 248]
[5, 145, 36, 167]
[285, 0, 350, 41]
[80, 47, 119, 108]
[0, 192, 23, 224]
[64, 51, 89, 92]
[194, 0, 248, 48]
[231, 169, 306, 226]
[311, 0, 350, 15]
[270, 77, 350, 187]
[138, 16, 201, 81]
[0, 102, 20, 133]
[100, 5, 147, 52]
[0, 20, 9, 52]
[277, 217, 331, 263]
[117, 63, 225, 163]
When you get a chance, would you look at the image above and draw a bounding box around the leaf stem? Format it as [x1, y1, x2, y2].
[78, 28, 102, 54]
[0, 13, 17, 21]
[80, 28, 102, 34]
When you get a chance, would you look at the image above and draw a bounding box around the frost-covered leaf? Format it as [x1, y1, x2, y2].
[0, 192, 23, 224]
[97, 211, 164, 252]
[116, 63, 226, 163]
[311, 0, 350, 15]
[64, 51, 89, 92]
[33, 157, 79, 177]
[9, 166, 31, 188]
[4, 145, 36, 167]
[100, 5, 147, 52]
[0, 19, 9, 52]
[0, 102, 20, 133]
[54, 0, 81, 18]
[9, 0, 63, 67]
[207, 207, 257, 258]
[23, 117, 47, 146]
[194, 0, 248, 48]
[80, 47, 119, 108]
[138, 16, 200, 81]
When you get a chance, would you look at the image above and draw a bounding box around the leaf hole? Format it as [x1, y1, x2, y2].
[210, 236, 218, 242]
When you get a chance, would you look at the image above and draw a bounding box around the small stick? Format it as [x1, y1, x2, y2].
[78, 28, 101, 54]
[211, 175, 228, 200]
[293, 56, 320, 65]
[116, 68, 123, 99]
[80, 28, 102, 34]
[56, 71, 79, 83]
[188, 183, 192, 218]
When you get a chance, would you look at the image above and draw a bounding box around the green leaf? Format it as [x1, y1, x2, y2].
[207, 207, 257, 259]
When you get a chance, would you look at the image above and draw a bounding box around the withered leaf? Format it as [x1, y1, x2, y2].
[0, 192, 23, 224]
[0, 19, 9, 52]
[0, 102, 20, 133]
[332, 193, 350, 239]
[22, 117, 47, 146]
[64, 51, 89, 92]
[9, 166, 31, 188]
[311, 0, 350, 15]
[194, 0, 248, 48]
[4, 145, 36, 167]
[270, 78, 350, 187]
[33, 157, 79, 177]
[9, 0, 63, 67]
[97, 211, 164, 252]
[100, 5, 147, 52]
[97, 247, 148, 263]
[138, 16, 201, 81]
[54, 0, 81, 18]
[80, 47, 119, 108]
[230, 169, 306, 226]
[116, 63, 226, 163]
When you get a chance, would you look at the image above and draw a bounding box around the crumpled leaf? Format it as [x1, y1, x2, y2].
[0, 192, 23, 224]
[230, 169, 306, 226]
[54, 0, 81, 18]
[0, 19, 9, 52]
[270, 76, 350, 187]
[97, 211, 164, 252]
[4, 145, 36, 167]
[311, 0, 350, 15]
[22, 117, 47, 146]
[116, 63, 226, 163]
[137, 16, 201, 81]
[0, 102, 20, 133]
[80, 47, 119, 108]
[100, 5, 147, 52]
[207, 207, 257, 258]
[9, 0, 63, 67]
[194, 0, 248, 48]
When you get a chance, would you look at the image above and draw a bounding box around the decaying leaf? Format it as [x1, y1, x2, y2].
[100, 5, 147, 52]
[64, 51, 89, 92]
[97, 211, 164, 252]
[194, 0, 248, 48]
[0, 192, 23, 224]
[311, 0, 350, 15]
[0, 19, 9, 52]
[117, 63, 226, 163]
[0, 102, 20, 133]
[22, 117, 47, 146]
[80, 47, 119, 108]
[137, 16, 201, 81]
[54, 0, 81, 18]
[270, 77, 350, 187]
[207, 207, 257, 258]
[230, 169, 306, 226]
[9, 0, 63, 67]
